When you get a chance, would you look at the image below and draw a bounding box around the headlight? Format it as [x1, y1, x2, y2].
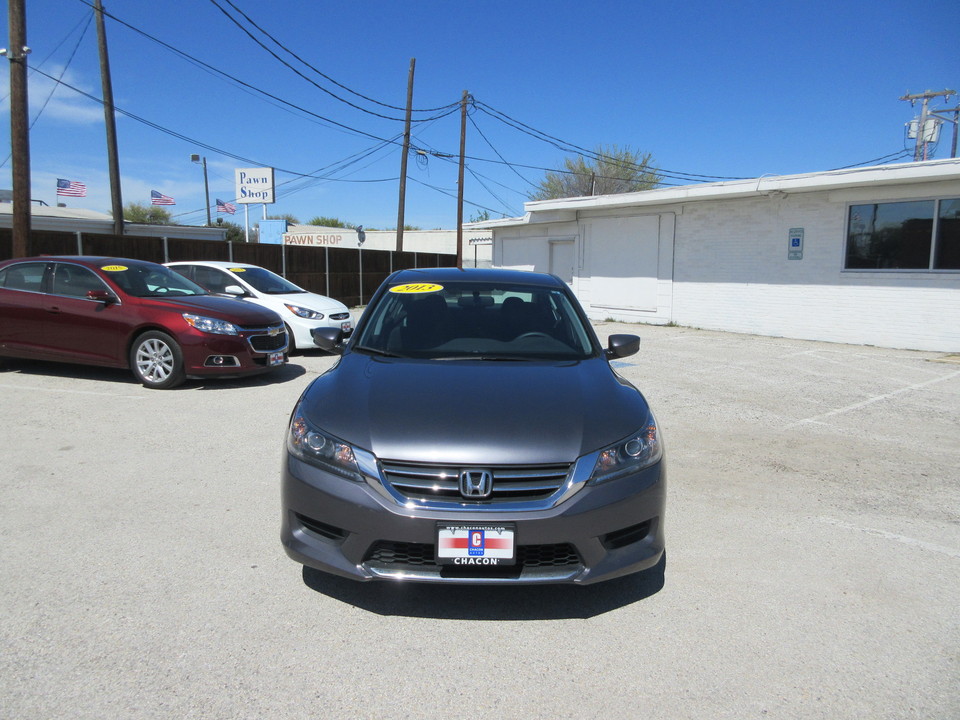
[182, 313, 238, 335]
[287, 403, 361, 481]
[284, 303, 324, 319]
[589, 410, 662, 484]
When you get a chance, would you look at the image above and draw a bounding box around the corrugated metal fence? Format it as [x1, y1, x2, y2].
[0, 229, 457, 307]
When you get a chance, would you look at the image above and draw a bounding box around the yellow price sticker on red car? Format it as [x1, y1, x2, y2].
[100, 265, 128, 272]
[389, 283, 443, 294]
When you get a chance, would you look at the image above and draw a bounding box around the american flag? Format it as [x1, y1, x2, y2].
[151, 190, 175, 206]
[216, 198, 236, 215]
[56, 179, 87, 197]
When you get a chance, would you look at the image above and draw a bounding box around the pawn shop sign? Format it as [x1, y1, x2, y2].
[235, 167, 275, 204]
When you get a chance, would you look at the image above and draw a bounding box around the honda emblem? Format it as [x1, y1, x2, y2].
[459, 469, 493, 499]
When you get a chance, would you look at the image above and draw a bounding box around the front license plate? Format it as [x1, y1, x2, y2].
[341, 321, 352, 333]
[436, 524, 516, 566]
[267, 352, 284, 366]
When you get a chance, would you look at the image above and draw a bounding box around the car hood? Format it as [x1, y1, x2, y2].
[255, 291, 348, 313]
[155, 295, 283, 325]
[300, 353, 650, 465]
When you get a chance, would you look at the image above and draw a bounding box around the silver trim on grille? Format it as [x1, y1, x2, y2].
[243, 323, 288, 353]
[364, 452, 599, 512]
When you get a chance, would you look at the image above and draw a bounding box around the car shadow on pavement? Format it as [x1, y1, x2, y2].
[301, 554, 666, 620]
[192, 361, 306, 389]
[0, 357, 305, 389]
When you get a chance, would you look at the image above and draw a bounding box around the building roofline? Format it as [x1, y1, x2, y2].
[467, 158, 960, 228]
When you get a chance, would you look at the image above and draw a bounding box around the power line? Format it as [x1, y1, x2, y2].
[468, 113, 538, 191]
[829, 150, 913, 170]
[472, 100, 747, 183]
[212, 0, 460, 115]
[207, 0, 458, 123]
[74, 0, 446, 147]
[0, 13, 93, 170]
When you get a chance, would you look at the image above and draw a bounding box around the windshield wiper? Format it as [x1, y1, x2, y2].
[354, 345, 405, 358]
[434, 354, 533, 362]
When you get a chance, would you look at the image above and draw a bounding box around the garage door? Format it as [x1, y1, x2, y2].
[586, 216, 660, 311]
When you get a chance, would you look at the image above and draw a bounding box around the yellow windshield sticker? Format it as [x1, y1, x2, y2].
[389, 283, 443, 294]
[100, 265, 128, 272]
[228, 268, 246, 273]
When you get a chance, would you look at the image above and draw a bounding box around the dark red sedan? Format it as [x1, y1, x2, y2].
[0, 256, 288, 389]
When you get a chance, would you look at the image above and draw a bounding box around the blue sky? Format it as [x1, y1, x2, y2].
[3, 0, 958, 230]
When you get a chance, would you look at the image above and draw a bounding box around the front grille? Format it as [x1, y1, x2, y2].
[364, 540, 581, 571]
[329, 312, 350, 321]
[380, 461, 571, 504]
[246, 325, 287, 352]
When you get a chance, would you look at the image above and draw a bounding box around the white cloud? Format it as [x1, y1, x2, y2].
[0, 65, 104, 125]
[28, 66, 104, 125]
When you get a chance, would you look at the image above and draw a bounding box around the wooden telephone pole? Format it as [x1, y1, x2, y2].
[94, 0, 124, 236]
[5, 0, 31, 257]
[456, 91, 469, 270]
[396, 59, 415, 252]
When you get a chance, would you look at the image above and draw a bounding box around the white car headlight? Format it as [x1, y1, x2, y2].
[588, 410, 662, 485]
[182, 313, 239, 335]
[284, 303, 324, 319]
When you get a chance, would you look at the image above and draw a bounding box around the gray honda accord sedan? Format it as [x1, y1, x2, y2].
[281, 267, 665, 584]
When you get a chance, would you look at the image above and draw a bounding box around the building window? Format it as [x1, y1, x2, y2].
[935, 198, 960, 269]
[845, 198, 960, 270]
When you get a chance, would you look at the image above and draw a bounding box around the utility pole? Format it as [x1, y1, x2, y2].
[94, 0, 124, 236]
[456, 91, 469, 270]
[191, 154, 211, 226]
[396, 58, 415, 252]
[901, 89, 957, 161]
[4, 0, 31, 258]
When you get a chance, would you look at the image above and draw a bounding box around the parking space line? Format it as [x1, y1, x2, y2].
[819, 517, 960, 559]
[789, 369, 960, 427]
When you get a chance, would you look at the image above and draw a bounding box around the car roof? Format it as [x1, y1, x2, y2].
[2, 256, 164, 269]
[166, 260, 257, 269]
[386, 267, 566, 288]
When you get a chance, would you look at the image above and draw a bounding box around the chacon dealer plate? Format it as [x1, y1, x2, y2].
[436, 524, 516, 566]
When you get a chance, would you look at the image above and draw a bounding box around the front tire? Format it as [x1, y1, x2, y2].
[284, 323, 298, 354]
[130, 331, 185, 389]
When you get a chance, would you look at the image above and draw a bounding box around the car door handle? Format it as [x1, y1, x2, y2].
[46, 306, 62, 314]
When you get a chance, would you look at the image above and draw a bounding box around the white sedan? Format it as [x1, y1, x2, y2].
[166, 261, 352, 350]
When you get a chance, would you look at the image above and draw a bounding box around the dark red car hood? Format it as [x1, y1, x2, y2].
[143, 295, 281, 325]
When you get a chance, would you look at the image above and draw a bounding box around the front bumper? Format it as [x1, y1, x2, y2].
[288, 316, 353, 350]
[281, 454, 665, 585]
[179, 325, 287, 378]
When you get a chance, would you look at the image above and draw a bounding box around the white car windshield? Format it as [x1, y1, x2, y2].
[230, 267, 304, 294]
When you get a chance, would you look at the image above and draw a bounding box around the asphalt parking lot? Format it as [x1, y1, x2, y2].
[1, 323, 958, 719]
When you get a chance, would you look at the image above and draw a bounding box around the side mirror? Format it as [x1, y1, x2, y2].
[86, 289, 117, 304]
[311, 326, 345, 354]
[605, 333, 640, 360]
[223, 284, 246, 296]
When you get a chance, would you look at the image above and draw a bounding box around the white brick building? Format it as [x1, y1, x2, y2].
[470, 159, 960, 352]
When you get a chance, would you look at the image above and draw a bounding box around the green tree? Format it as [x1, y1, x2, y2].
[307, 216, 356, 228]
[469, 209, 491, 223]
[529, 144, 660, 201]
[123, 202, 173, 225]
[219, 221, 246, 243]
[267, 213, 300, 224]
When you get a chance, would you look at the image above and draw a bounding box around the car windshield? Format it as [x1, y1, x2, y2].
[353, 280, 597, 360]
[230, 267, 304, 294]
[101, 262, 208, 298]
